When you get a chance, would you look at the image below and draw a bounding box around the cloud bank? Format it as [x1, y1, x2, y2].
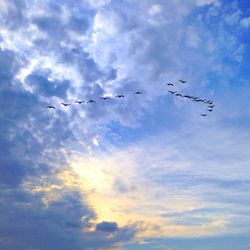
[0, 0, 250, 249]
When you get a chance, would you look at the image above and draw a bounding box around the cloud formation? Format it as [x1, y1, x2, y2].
[240, 16, 250, 28]
[0, 0, 250, 249]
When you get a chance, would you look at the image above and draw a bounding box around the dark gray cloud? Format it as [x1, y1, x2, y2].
[0, 4, 138, 246]
[96, 221, 118, 233]
[0, 190, 92, 250]
[0, 183, 138, 249]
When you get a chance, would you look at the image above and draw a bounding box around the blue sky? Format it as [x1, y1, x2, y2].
[0, 0, 250, 249]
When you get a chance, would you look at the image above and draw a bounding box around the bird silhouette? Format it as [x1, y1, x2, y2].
[75, 100, 84, 104]
[47, 105, 55, 109]
[101, 96, 111, 100]
[205, 100, 213, 104]
[61, 103, 71, 107]
[179, 80, 187, 83]
[46, 79, 215, 120]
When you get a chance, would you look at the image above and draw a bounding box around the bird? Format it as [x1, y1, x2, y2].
[205, 100, 213, 104]
[61, 103, 71, 107]
[207, 109, 213, 112]
[166, 83, 174, 86]
[135, 91, 143, 95]
[168, 91, 175, 94]
[87, 100, 96, 103]
[47, 105, 55, 109]
[75, 100, 84, 104]
[101, 96, 111, 100]
[183, 95, 192, 98]
[179, 80, 187, 83]
[116, 95, 124, 98]
[193, 99, 203, 102]
[175, 93, 182, 97]
[208, 105, 214, 108]
[200, 114, 207, 116]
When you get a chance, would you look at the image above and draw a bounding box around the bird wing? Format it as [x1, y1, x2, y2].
[179, 80, 187, 83]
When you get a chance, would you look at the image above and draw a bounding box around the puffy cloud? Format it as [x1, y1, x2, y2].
[86, 0, 111, 8]
[240, 16, 250, 28]
[0, 0, 249, 249]
[0, 182, 138, 250]
[96, 221, 118, 233]
[148, 4, 162, 16]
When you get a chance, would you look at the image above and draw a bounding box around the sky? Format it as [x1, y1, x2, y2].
[0, 0, 250, 249]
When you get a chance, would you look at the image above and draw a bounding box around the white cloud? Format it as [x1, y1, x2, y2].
[86, 0, 111, 8]
[66, 112, 250, 238]
[225, 10, 241, 25]
[240, 16, 250, 28]
[186, 26, 201, 48]
[196, 0, 221, 7]
[148, 4, 162, 16]
[232, 44, 245, 62]
[0, 0, 8, 12]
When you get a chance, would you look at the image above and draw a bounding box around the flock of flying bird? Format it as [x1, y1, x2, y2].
[166, 80, 214, 116]
[47, 79, 214, 117]
[47, 91, 142, 109]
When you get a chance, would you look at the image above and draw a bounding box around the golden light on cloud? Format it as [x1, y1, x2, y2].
[67, 148, 229, 239]
[23, 145, 230, 239]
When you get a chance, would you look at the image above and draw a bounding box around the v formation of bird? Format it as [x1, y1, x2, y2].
[47, 79, 214, 117]
[167, 79, 215, 116]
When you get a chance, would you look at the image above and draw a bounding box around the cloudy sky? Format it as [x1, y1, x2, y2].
[0, 0, 250, 249]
